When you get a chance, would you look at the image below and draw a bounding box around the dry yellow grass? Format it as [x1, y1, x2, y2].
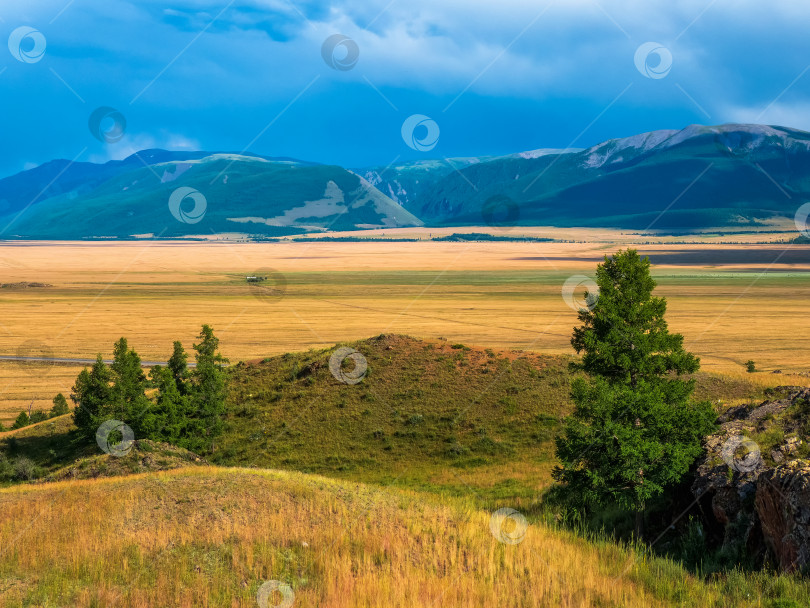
[0, 466, 718, 607]
[1, 239, 807, 423]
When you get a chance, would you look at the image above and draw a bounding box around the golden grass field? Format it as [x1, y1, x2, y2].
[1, 232, 808, 424]
[0, 466, 767, 608]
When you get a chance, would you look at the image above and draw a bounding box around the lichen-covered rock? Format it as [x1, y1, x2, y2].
[691, 387, 810, 568]
[755, 461, 810, 572]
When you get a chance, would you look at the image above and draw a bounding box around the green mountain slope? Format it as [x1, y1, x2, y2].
[372, 124, 810, 230]
[5, 154, 422, 238]
[3, 123, 809, 236]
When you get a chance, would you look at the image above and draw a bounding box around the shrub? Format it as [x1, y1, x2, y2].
[30, 410, 49, 424]
[746, 360, 757, 373]
[13, 456, 37, 481]
[446, 443, 469, 457]
[0, 454, 14, 480]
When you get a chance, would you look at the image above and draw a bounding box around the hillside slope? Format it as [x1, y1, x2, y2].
[3, 153, 422, 238]
[374, 124, 810, 230]
[0, 336, 765, 498]
[213, 334, 766, 502]
[3, 466, 805, 607]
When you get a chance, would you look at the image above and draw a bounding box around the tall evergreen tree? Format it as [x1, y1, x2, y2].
[143, 365, 188, 444]
[186, 325, 228, 452]
[167, 340, 190, 394]
[71, 355, 114, 440]
[110, 338, 150, 424]
[553, 249, 716, 537]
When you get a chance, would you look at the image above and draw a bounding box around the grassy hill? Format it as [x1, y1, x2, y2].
[0, 416, 206, 484]
[2, 466, 809, 607]
[44, 439, 206, 482]
[213, 334, 766, 507]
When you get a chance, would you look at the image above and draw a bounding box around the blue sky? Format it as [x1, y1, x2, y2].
[2, 0, 810, 177]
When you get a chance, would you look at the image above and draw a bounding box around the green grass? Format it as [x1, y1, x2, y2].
[213, 334, 572, 500]
[210, 334, 770, 507]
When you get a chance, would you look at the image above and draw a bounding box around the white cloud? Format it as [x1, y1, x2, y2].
[725, 102, 810, 132]
[88, 132, 202, 164]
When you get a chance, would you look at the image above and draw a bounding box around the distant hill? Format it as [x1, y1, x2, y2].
[1, 123, 809, 238]
[0, 152, 422, 238]
[373, 124, 810, 230]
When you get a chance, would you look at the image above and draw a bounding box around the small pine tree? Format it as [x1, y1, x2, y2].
[554, 249, 716, 538]
[11, 411, 30, 430]
[745, 360, 756, 373]
[50, 393, 70, 417]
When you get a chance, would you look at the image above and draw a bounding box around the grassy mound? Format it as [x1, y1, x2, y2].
[216, 334, 574, 503]
[2, 466, 808, 607]
[213, 334, 769, 505]
[45, 439, 206, 482]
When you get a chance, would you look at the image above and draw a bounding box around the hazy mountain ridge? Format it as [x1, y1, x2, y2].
[1, 123, 808, 238]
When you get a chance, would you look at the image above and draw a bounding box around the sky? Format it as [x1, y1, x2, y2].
[1, 0, 810, 177]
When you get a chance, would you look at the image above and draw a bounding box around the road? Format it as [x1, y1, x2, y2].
[0, 356, 196, 367]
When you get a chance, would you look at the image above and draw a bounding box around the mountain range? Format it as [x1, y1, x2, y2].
[1, 123, 808, 239]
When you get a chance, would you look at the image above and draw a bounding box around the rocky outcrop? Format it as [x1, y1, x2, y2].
[756, 461, 810, 572]
[691, 386, 810, 570]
